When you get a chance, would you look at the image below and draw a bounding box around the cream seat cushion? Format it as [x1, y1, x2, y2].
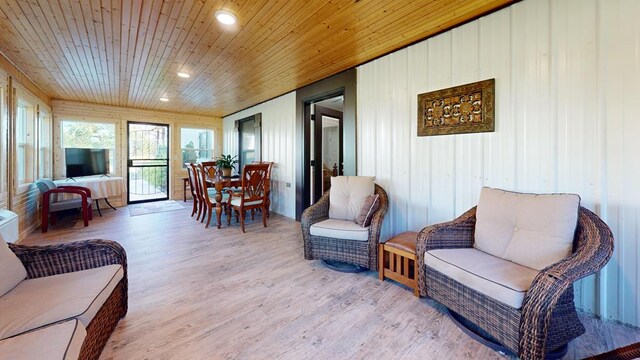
[310, 219, 370, 241]
[0, 319, 86, 360]
[230, 197, 262, 207]
[0, 236, 27, 297]
[0, 264, 123, 339]
[328, 176, 374, 221]
[425, 248, 539, 309]
[474, 187, 580, 270]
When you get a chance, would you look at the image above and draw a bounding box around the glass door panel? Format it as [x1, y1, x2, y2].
[127, 122, 169, 204]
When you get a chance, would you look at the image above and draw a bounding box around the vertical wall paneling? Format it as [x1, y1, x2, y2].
[407, 41, 430, 231]
[452, 22, 483, 215]
[356, 0, 640, 326]
[598, 0, 640, 326]
[426, 33, 456, 225]
[223, 93, 296, 219]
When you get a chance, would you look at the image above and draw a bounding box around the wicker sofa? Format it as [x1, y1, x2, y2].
[0, 239, 128, 360]
[302, 177, 388, 270]
[416, 188, 614, 360]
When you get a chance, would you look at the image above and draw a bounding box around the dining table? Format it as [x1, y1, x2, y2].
[206, 174, 241, 229]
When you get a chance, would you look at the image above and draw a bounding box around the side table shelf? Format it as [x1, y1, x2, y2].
[378, 231, 419, 297]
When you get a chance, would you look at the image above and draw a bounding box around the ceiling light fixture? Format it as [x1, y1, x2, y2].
[177, 72, 190, 78]
[215, 10, 237, 25]
[159, 97, 169, 102]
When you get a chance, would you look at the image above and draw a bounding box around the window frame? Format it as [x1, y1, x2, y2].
[37, 109, 52, 179]
[179, 127, 215, 167]
[15, 99, 36, 193]
[59, 119, 118, 177]
[0, 76, 7, 205]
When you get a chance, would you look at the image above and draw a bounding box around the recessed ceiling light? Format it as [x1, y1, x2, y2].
[177, 72, 190, 78]
[159, 97, 169, 102]
[215, 10, 237, 25]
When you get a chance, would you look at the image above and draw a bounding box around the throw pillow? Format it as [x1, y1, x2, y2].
[354, 194, 380, 227]
[0, 235, 27, 297]
[329, 176, 375, 221]
[474, 187, 580, 270]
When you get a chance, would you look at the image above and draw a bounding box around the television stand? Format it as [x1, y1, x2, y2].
[53, 177, 125, 217]
[65, 177, 77, 182]
[100, 174, 111, 178]
[95, 198, 117, 216]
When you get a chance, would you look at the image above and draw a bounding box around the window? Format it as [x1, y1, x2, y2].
[38, 110, 52, 179]
[0, 82, 6, 203]
[181, 128, 214, 166]
[236, 114, 261, 171]
[16, 101, 35, 186]
[61, 120, 116, 174]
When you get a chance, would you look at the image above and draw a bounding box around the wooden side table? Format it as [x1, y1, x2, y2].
[379, 231, 419, 296]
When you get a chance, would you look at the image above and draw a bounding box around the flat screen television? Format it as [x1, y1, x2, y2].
[65, 148, 110, 178]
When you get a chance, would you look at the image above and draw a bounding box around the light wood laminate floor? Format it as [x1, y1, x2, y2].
[23, 202, 640, 360]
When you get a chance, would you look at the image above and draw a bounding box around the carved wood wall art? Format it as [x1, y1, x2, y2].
[418, 78, 495, 136]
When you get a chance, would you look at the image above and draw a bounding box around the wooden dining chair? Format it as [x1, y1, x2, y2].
[185, 163, 199, 218]
[195, 164, 229, 228]
[227, 163, 270, 233]
[189, 163, 206, 221]
[200, 161, 218, 184]
[251, 161, 274, 218]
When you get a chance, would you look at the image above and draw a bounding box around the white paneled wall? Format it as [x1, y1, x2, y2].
[357, 0, 640, 326]
[223, 93, 296, 219]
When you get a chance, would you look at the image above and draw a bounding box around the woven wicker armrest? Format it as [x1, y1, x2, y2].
[518, 207, 614, 360]
[301, 191, 330, 260]
[301, 190, 330, 229]
[416, 206, 477, 297]
[9, 239, 128, 280]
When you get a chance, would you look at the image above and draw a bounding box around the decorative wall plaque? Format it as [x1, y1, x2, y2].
[418, 78, 495, 136]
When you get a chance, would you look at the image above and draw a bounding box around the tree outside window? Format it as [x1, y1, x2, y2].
[181, 128, 214, 166]
[61, 121, 116, 174]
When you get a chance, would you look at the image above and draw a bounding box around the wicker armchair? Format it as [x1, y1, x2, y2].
[416, 206, 614, 360]
[301, 184, 388, 270]
[8, 240, 128, 360]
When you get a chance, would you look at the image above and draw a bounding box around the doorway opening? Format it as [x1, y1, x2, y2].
[127, 122, 169, 204]
[306, 94, 344, 205]
[295, 68, 356, 221]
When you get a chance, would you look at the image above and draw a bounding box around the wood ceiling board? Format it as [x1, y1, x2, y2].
[0, 2, 71, 96]
[0, 0, 515, 116]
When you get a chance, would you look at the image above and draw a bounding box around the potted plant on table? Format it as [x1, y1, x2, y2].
[216, 154, 238, 177]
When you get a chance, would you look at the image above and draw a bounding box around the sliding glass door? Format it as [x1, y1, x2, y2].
[127, 122, 169, 204]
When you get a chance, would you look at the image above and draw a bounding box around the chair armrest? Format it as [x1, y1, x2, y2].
[8, 239, 127, 280]
[518, 207, 614, 360]
[226, 189, 243, 197]
[45, 188, 90, 205]
[364, 184, 390, 269]
[416, 206, 477, 296]
[301, 190, 330, 260]
[301, 190, 330, 228]
[57, 185, 92, 198]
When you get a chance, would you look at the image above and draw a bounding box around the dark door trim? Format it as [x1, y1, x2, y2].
[313, 105, 343, 203]
[295, 68, 357, 221]
[126, 121, 170, 204]
[235, 113, 262, 173]
[301, 90, 344, 212]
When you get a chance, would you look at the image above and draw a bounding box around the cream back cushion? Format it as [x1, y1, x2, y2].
[329, 176, 375, 221]
[0, 234, 27, 297]
[474, 187, 580, 270]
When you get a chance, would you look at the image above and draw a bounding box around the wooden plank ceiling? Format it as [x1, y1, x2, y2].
[0, 0, 514, 117]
